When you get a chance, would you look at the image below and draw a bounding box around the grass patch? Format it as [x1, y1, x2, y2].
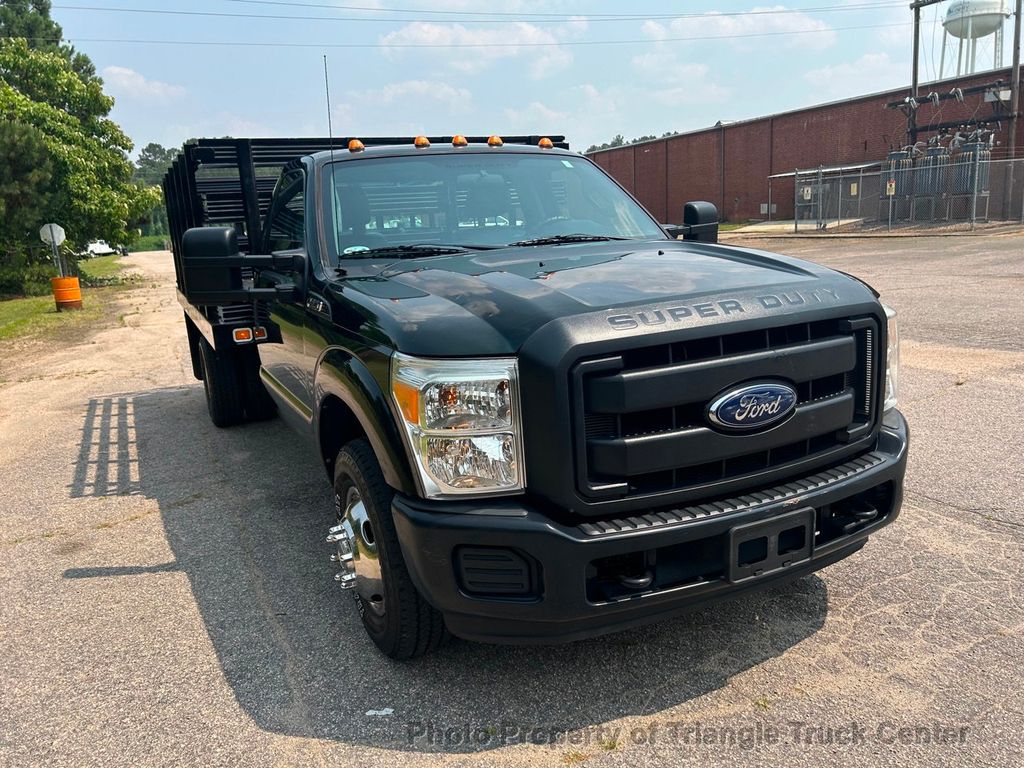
[77, 254, 141, 288]
[129, 235, 170, 253]
[78, 254, 123, 281]
[719, 222, 747, 231]
[0, 295, 60, 341]
[0, 285, 123, 344]
[562, 751, 590, 765]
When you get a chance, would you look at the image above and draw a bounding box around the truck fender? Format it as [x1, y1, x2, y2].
[313, 348, 416, 495]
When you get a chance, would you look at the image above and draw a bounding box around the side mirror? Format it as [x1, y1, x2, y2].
[682, 201, 719, 243]
[181, 227, 243, 300]
[661, 202, 719, 243]
[180, 226, 296, 304]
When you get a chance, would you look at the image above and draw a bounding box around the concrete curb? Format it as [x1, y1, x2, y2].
[720, 226, 1024, 240]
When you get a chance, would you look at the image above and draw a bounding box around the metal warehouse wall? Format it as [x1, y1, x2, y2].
[589, 67, 1024, 223]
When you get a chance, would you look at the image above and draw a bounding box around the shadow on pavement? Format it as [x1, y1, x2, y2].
[65, 387, 830, 753]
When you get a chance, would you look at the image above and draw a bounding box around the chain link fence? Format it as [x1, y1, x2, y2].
[791, 158, 1024, 232]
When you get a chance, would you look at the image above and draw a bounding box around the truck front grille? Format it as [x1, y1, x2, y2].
[572, 316, 878, 503]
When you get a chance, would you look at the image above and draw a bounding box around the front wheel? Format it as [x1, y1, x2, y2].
[330, 439, 448, 659]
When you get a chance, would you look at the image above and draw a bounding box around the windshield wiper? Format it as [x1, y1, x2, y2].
[340, 242, 501, 260]
[340, 243, 470, 259]
[506, 234, 632, 248]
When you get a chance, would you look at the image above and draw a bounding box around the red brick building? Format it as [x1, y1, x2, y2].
[588, 67, 1023, 223]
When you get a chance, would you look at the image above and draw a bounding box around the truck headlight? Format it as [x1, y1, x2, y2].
[391, 353, 524, 498]
[883, 305, 899, 412]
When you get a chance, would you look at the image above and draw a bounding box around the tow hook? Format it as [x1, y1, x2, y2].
[618, 570, 654, 590]
[327, 523, 357, 589]
[841, 501, 879, 534]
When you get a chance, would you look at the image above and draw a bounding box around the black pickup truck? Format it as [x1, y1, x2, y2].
[164, 135, 907, 659]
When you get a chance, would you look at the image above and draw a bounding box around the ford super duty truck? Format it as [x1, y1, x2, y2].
[163, 135, 908, 659]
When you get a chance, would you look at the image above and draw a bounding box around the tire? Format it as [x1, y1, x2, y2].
[237, 346, 277, 422]
[333, 439, 448, 659]
[198, 337, 245, 428]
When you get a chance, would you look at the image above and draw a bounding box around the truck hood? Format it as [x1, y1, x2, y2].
[326, 238, 871, 356]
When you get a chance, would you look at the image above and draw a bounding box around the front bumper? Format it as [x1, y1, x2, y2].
[392, 411, 908, 644]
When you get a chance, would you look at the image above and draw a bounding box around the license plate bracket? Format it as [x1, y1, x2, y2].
[728, 507, 815, 583]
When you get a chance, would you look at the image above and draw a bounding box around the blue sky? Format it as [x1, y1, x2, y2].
[50, 1, 1015, 155]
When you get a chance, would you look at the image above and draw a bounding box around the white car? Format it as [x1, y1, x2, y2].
[85, 240, 116, 257]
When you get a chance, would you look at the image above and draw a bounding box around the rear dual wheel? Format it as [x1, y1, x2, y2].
[198, 338, 276, 427]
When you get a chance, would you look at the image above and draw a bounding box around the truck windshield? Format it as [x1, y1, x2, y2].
[322, 152, 666, 261]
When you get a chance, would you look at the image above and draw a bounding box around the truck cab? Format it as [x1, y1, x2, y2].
[164, 136, 908, 659]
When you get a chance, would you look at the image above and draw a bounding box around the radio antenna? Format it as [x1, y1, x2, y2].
[323, 54, 336, 164]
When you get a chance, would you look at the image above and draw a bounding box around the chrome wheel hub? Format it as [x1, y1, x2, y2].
[327, 487, 385, 617]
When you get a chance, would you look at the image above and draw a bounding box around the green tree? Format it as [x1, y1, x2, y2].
[585, 131, 679, 154]
[133, 143, 178, 186]
[131, 143, 177, 237]
[0, 0, 96, 81]
[0, 33, 110, 123]
[0, 120, 54, 253]
[0, 38, 159, 250]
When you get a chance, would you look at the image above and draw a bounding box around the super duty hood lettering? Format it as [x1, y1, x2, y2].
[607, 287, 841, 330]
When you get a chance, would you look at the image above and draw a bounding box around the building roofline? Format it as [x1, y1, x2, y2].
[586, 65, 1020, 156]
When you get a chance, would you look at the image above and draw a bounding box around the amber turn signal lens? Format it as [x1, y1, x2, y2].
[538, 137, 554, 149]
[233, 328, 253, 343]
[414, 135, 430, 148]
[487, 135, 503, 147]
[452, 134, 468, 147]
[253, 326, 267, 341]
[348, 139, 364, 153]
[392, 379, 420, 425]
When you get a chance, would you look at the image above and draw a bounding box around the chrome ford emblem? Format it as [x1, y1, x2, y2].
[708, 382, 797, 431]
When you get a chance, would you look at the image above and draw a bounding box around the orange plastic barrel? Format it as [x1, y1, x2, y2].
[51, 276, 83, 311]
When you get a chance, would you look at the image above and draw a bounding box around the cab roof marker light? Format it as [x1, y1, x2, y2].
[538, 137, 554, 149]
[488, 135, 504, 147]
[348, 139, 364, 153]
[414, 136, 430, 148]
[452, 135, 468, 147]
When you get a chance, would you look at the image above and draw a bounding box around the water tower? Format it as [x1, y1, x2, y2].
[939, 0, 1012, 77]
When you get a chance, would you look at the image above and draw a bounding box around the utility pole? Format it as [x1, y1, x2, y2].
[909, 1, 946, 144]
[911, 2, 922, 145]
[1004, 0, 1021, 219]
[1010, 0, 1022, 162]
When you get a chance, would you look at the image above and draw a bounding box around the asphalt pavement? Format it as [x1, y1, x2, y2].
[1, 236, 1022, 767]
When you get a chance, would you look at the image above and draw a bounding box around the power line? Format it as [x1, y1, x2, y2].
[220, 0, 909, 21]
[7, 22, 919, 51]
[51, 2, 913, 26]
